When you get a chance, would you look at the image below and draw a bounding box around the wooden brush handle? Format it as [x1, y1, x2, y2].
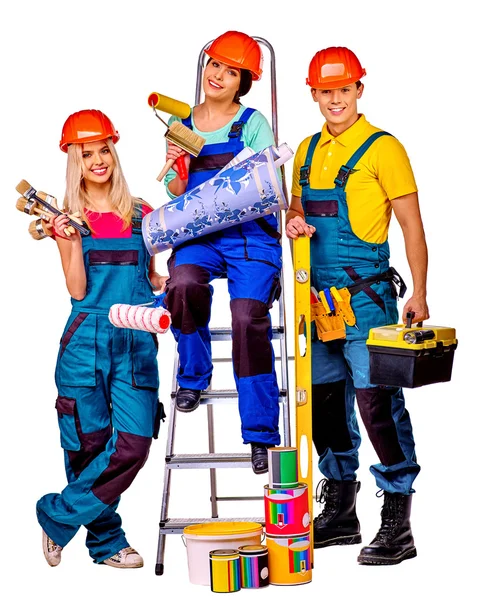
[157, 158, 175, 182]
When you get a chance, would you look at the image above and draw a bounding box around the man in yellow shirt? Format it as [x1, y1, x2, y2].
[286, 47, 429, 565]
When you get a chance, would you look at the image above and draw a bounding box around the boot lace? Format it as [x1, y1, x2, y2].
[314, 478, 339, 523]
[374, 493, 405, 544]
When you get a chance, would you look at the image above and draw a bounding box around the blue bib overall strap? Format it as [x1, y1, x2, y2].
[131, 201, 144, 235]
[299, 132, 322, 189]
[183, 108, 256, 190]
[334, 131, 391, 188]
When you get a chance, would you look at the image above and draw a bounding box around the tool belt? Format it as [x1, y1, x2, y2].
[310, 267, 407, 343]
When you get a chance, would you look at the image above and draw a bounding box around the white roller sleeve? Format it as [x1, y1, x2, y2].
[109, 303, 171, 334]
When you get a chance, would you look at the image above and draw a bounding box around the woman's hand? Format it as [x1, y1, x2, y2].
[51, 213, 82, 242]
[286, 216, 316, 240]
[166, 142, 190, 177]
[150, 273, 169, 293]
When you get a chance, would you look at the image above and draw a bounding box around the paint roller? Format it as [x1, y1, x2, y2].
[148, 92, 205, 182]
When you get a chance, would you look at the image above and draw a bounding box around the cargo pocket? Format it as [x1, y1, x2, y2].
[58, 313, 96, 387]
[153, 401, 166, 439]
[267, 274, 282, 308]
[55, 396, 81, 451]
[132, 329, 160, 390]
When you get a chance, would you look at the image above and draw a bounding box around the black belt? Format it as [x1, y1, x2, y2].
[345, 266, 407, 299]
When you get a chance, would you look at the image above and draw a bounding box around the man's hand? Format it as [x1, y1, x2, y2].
[286, 216, 316, 239]
[402, 295, 430, 324]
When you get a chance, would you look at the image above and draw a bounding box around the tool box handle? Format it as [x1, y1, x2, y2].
[406, 311, 423, 329]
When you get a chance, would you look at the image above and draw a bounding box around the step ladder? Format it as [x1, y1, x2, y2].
[154, 37, 291, 576]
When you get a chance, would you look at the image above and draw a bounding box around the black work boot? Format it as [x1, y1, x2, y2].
[358, 492, 417, 565]
[175, 388, 202, 413]
[250, 443, 272, 474]
[314, 479, 362, 548]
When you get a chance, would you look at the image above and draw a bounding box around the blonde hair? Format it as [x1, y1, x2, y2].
[64, 138, 136, 230]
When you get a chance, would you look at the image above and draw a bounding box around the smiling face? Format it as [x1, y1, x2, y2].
[312, 83, 363, 135]
[81, 140, 114, 184]
[203, 59, 241, 102]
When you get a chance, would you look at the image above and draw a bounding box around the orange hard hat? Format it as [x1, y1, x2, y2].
[306, 47, 366, 89]
[60, 109, 120, 152]
[205, 31, 263, 80]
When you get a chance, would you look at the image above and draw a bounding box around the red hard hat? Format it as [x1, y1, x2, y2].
[306, 47, 366, 89]
[205, 31, 263, 80]
[60, 109, 120, 152]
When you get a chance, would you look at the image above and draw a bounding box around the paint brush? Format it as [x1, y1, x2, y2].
[28, 218, 51, 240]
[149, 97, 205, 182]
[16, 180, 90, 236]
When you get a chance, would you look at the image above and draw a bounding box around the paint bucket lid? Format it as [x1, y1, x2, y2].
[184, 522, 263, 537]
[268, 446, 297, 453]
[238, 544, 268, 555]
[209, 549, 239, 558]
[264, 482, 307, 492]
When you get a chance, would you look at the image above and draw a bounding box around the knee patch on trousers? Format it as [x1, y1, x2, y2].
[231, 298, 272, 378]
[356, 387, 406, 466]
[312, 381, 353, 456]
[165, 263, 212, 333]
[68, 425, 112, 479]
[92, 431, 152, 505]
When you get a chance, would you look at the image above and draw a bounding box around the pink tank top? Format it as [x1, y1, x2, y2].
[85, 204, 153, 238]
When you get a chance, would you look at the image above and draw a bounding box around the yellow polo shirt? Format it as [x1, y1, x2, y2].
[291, 115, 417, 243]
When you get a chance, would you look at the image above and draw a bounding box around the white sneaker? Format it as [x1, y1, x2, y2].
[103, 547, 144, 569]
[42, 529, 62, 567]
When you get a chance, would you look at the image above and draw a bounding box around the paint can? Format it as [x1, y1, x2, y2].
[209, 549, 241, 593]
[266, 533, 312, 586]
[238, 545, 269, 588]
[264, 483, 310, 536]
[268, 447, 298, 489]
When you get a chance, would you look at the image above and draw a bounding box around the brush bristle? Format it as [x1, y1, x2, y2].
[16, 179, 33, 196]
[16, 197, 28, 212]
[28, 218, 48, 240]
[167, 121, 205, 156]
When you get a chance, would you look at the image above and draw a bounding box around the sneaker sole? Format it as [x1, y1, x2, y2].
[357, 547, 417, 565]
[102, 560, 144, 569]
[314, 534, 362, 549]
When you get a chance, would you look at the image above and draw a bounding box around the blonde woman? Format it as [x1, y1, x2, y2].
[37, 109, 166, 569]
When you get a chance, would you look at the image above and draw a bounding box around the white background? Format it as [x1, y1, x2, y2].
[1, 1, 475, 598]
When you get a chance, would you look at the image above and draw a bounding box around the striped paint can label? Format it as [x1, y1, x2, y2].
[268, 447, 298, 489]
[264, 483, 310, 535]
[238, 544, 269, 588]
[209, 550, 241, 593]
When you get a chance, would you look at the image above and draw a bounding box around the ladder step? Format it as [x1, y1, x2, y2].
[171, 389, 287, 404]
[211, 326, 284, 340]
[160, 517, 265, 534]
[166, 452, 252, 468]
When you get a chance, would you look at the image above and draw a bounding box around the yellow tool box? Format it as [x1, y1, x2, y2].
[367, 323, 458, 388]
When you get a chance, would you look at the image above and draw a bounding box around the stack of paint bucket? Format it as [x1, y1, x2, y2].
[264, 447, 312, 586]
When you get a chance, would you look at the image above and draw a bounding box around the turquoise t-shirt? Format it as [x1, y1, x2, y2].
[164, 105, 276, 198]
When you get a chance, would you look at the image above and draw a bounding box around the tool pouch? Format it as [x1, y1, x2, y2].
[310, 302, 346, 342]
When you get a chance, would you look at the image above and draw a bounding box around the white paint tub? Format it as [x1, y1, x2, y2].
[183, 521, 263, 585]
